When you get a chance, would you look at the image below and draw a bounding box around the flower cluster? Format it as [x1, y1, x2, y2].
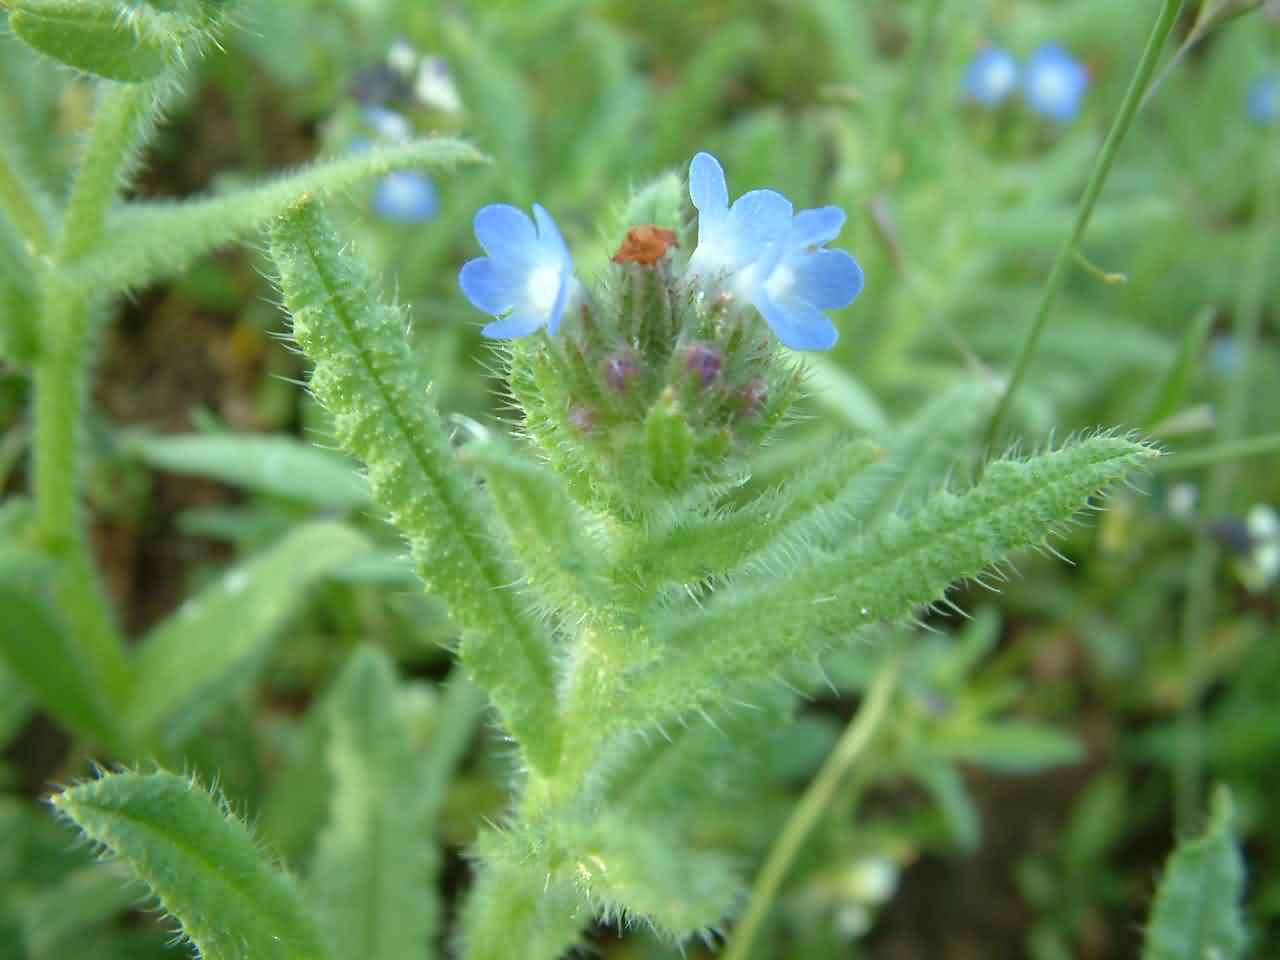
[965, 42, 1089, 121]
[346, 39, 463, 225]
[458, 152, 864, 351]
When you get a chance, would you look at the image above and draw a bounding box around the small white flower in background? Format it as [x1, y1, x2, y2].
[387, 37, 420, 77]
[415, 56, 463, 114]
[1167, 483, 1199, 521]
[1231, 504, 1280, 594]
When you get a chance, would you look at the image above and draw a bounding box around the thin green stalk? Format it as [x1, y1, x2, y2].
[880, 0, 946, 178]
[1174, 133, 1278, 833]
[0, 139, 52, 254]
[983, 0, 1185, 451]
[31, 80, 162, 712]
[1155, 433, 1280, 471]
[60, 82, 155, 260]
[722, 656, 901, 960]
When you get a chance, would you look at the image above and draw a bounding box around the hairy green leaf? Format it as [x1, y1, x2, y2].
[613, 435, 1158, 734]
[270, 197, 562, 774]
[839, 379, 996, 534]
[8, 0, 175, 82]
[309, 647, 440, 960]
[51, 770, 332, 960]
[69, 139, 484, 294]
[1143, 787, 1247, 960]
[127, 522, 369, 745]
[126, 431, 371, 508]
[461, 435, 610, 619]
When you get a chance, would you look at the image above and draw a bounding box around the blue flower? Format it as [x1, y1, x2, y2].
[1023, 44, 1089, 121]
[965, 47, 1019, 106]
[459, 204, 579, 338]
[1247, 72, 1280, 125]
[372, 171, 439, 224]
[687, 152, 864, 351]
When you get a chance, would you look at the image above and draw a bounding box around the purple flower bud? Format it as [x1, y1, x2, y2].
[684, 343, 723, 386]
[604, 349, 639, 392]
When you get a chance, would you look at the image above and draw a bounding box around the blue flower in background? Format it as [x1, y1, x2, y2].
[965, 47, 1019, 106]
[1247, 72, 1280, 125]
[1023, 44, 1089, 121]
[363, 104, 414, 142]
[459, 204, 579, 338]
[372, 171, 438, 223]
[687, 152, 863, 351]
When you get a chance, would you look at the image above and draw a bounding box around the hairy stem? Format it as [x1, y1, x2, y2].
[983, 0, 1185, 450]
[723, 656, 901, 960]
[30, 80, 162, 714]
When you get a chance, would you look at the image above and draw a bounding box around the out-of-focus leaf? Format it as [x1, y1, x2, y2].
[0, 580, 121, 748]
[309, 647, 440, 960]
[1142, 787, 1247, 960]
[126, 431, 371, 508]
[934, 722, 1085, 774]
[7, 0, 178, 82]
[126, 522, 370, 745]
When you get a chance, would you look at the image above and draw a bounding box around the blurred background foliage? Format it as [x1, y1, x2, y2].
[1, 0, 1277, 957]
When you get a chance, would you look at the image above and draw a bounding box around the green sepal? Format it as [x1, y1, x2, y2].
[645, 387, 694, 490]
[50, 770, 333, 960]
[269, 197, 562, 774]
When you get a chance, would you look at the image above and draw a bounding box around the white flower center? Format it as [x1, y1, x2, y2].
[1032, 68, 1070, 107]
[984, 60, 1016, 97]
[764, 263, 796, 302]
[526, 264, 562, 315]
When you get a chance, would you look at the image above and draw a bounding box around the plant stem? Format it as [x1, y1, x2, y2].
[61, 83, 153, 260]
[1173, 132, 1278, 833]
[722, 655, 901, 960]
[31, 81, 160, 713]
[983, 0, 1185, 452]
[1156, 433, 1280, 471]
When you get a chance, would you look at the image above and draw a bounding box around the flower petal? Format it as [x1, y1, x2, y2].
[791, 249, 864, 310]
[544, 276, 575, 337]
[372, 171, 438, 223]
[473, 204, 540, 264]
[791, 206, 846, 248]
[728, 189, 793, 243]
[755, 292, 839, 351]
[459, 258, 523, 316]
[689, 152, 729, 214]
[532, 203, 571, 263]
[482, 310, 547, 339]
